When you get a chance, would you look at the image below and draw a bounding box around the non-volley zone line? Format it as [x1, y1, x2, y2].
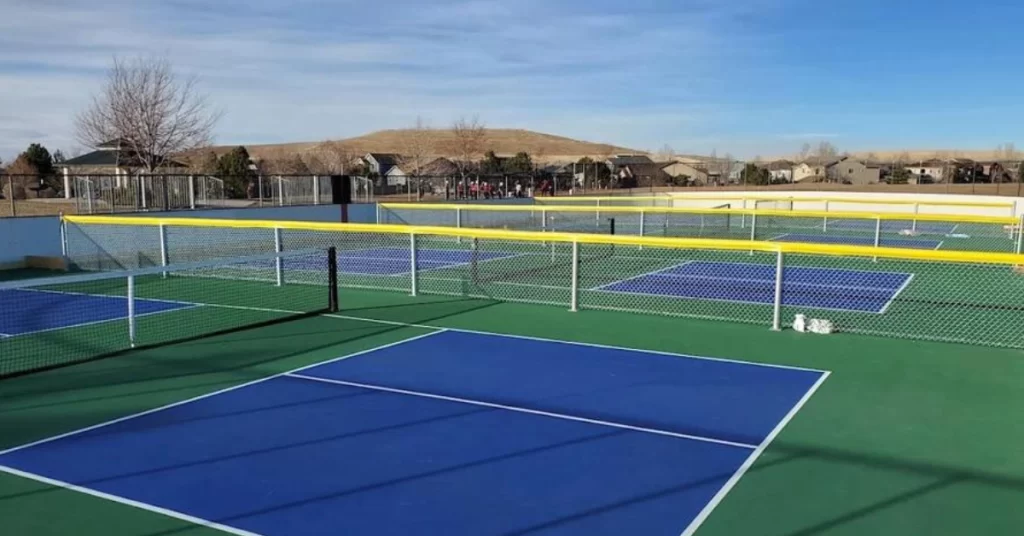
[0, 287, 197, 339]
[592, 261, 913, 314]
[0, 330, 828, 536]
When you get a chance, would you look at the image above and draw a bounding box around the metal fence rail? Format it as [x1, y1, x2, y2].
[378, 203, 1024, 253]
[64, 214, 1024, 349]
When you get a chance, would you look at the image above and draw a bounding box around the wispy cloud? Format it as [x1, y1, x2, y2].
[0, 0, 799, 159]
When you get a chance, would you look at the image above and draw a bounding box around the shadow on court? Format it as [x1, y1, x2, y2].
[0, 297, 501, 449]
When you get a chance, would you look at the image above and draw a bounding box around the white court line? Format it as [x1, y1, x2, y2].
[588, 287, 888, 315]
[0, 465, 263, 536]
[878, 274, 915, 315]
[0, 330, 447, 536]
[287, 373, 758, 450]
[934, 241, 944, 251]
[588, 261, 697, 292]
[630, 272, 904, 293]
[679, 370, 831, 536]
[321, 313, 828, 374]
[0, 330, 445, 458]
[766, 234, 791, 241]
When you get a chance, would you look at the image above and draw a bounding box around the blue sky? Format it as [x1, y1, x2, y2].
[1, 0, 1022, 160]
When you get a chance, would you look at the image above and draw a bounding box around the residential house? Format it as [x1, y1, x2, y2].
[362, 153, 401, 177]
[605, 155, 654, 175]
[765, 160, 794, 183]
[704, 160, 744, 185]
[616, 162, 672, 187]
[59, 139, 186, 199]
[829, 157, 881, 185]
[792, 157, 839, 182]
[907, 159, 946, 182]
[661, 161, 709, 185]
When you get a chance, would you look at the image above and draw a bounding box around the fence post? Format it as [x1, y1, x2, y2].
[772, 249, 784, 331]
[159, 224, 169, 277]
[6, 176, 15, 217]
[127, 274, 137, 347]
[748, 212, 758, 256]
[456, 207, 463, 244]
[258, 175, 264, 207]
[1016, 213, 1024, 255]
[912, 203, 919, 233]
[409, 233, 418, 296]
[313, 175, 320, 205]
[639, 209, 646, 239]
[188, 175, 196, 210]
[873, 216, 882, 262]
[596, 199, 601, 226]
[570, 240, 580, 312]
[274, 227, 284, 286]
[277, 177, 284, 207]
[822, 200, 829, 233]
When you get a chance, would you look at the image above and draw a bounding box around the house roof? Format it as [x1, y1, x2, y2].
[622, 163, 671, 179]
[766, 160, 794, 171]
[61, 149, 186, 168]
[799, 157, 842, 167]
[607, 155, 654, 167]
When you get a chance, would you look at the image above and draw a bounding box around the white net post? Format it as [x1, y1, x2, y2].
[639, 209, 646, 249]
[274, 227, 284, 286]
[127, 274, 137, 347]
[409, 233, 418, 296]
[912, 203, 919, 233]
[159, 223, 169, 277]
[570, 240, 579, 312]
[375, 204, 381, 224]
[277, 177, 284, 207]
[188, 175, 196, 210]
[771, 249, 783, 331]
[59, 214, 68, 259]
[740, 198, 747, 229]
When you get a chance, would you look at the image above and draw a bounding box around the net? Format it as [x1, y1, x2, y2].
[0, 248, 338, 379]
[61, 216, 1024, 349]
[754, 199, 794, 211]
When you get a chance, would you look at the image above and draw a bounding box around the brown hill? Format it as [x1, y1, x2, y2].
[209, 128, 642, 164]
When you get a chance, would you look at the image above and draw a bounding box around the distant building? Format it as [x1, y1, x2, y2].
[829, 157, 881, 185]
[661, 161, 709, 184]
[361, 153, 401, 176]
[59, 139, 186, 199]
[765, 160, 794, 183]
[792, 158, 839, 182]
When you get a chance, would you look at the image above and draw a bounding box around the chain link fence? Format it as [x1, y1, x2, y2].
[63, 215, 1024, 349]
[378, 203, 1024, 253]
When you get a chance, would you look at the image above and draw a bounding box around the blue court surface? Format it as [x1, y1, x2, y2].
[769, 233, 943, 250]
[0, 330, 827, 536]
[595, 261, 913, 313]
[0, 288, 191, 337]
[249, 248, 516, 276]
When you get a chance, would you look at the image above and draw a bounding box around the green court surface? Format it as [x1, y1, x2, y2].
[1, 287, 1023, 535]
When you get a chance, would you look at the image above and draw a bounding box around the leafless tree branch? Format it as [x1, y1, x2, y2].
[75, 55, 220, 173]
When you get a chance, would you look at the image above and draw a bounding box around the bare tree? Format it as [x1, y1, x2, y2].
[815, 141, 838, 161]
[708, 149, 734, 184]
[400, 116, 435, 177]
[445, 116, 488, 185]
[75, 55, 220, 173]
[654, 144, 675, 161]
[307, 140, 359, 174]
[798, 143, 811, 161]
